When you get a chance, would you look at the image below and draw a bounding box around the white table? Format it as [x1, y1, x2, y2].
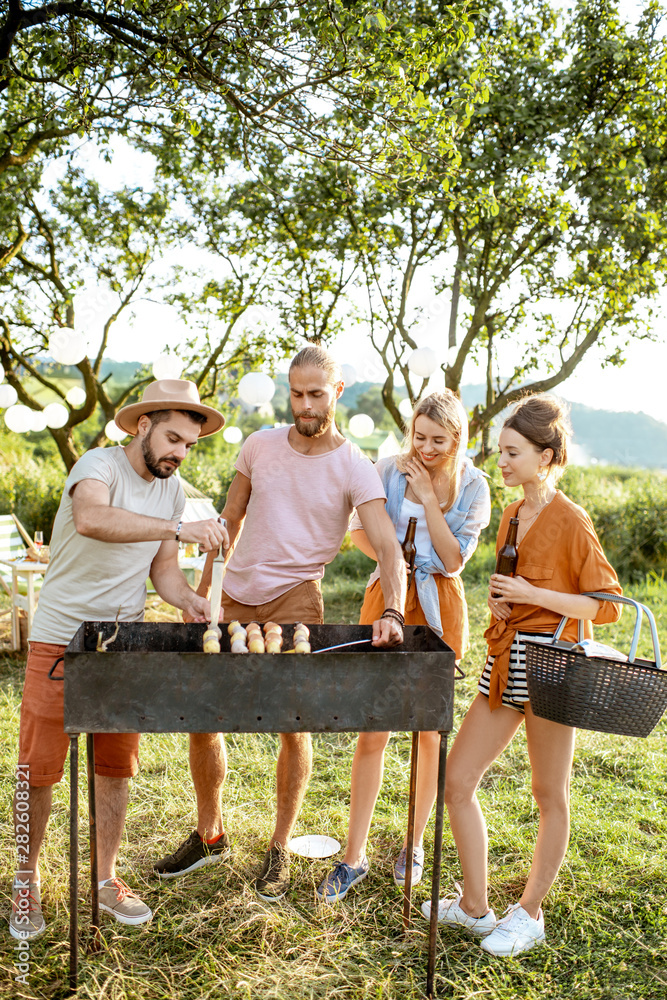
[1, 559, 47, 651]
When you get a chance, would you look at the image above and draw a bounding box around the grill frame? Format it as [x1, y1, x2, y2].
[62, 620, 456, 997]
[63, 621, 456, 735]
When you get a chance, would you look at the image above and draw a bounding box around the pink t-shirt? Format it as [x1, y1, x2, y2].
[224, 426, 386, 604]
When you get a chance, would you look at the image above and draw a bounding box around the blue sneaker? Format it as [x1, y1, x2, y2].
[393, 845, 425, 887]
[316, 858, 369, 903]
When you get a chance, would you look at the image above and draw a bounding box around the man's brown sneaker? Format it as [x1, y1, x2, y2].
[154, 830, 231, 879]
[255, 843, 290, 902]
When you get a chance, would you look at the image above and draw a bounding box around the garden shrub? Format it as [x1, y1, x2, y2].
[180, 451, 238, 511]
[0, 459, 64, 542]
[2, 445, 664, 585]
[470, 462, 667, 583]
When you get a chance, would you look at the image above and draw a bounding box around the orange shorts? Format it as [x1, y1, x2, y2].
[359, 575, 469, 660]
[18, 642, 141, 787]
[221, 579, 324, 626]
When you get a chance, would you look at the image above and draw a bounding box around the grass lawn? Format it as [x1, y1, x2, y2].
[1, 554, 666, 999]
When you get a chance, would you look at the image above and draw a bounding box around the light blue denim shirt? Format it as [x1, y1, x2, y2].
[350, 456, 491, 636]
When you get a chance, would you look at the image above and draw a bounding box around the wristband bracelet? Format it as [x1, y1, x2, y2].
[381, 608, 405, 627]
[175, 520, 183, 542]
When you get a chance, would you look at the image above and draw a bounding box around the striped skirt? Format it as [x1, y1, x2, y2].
[478, 631, 554, 714]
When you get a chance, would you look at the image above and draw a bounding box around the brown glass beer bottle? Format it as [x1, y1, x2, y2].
[492, 516, 519, 596]
[402, 516, 418, 582]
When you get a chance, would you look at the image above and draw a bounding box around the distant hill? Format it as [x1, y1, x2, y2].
[341, 379, 667, 469]
[34, 357, 144, 385]
[567, 402, 667, 469]
[38, 362, 664, 469]
[100, 359, 144, 381]
[459, 383, 667, 470]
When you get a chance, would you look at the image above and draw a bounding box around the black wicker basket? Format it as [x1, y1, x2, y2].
[525, 592, 666, 737]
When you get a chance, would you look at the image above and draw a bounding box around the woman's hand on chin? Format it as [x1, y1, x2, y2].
[405, 458, 437, 504]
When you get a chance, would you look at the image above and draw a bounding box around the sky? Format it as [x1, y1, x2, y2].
[95, 292, 667, 426]
[72, 0, 666, 427]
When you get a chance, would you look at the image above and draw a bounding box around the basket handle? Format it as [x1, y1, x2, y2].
[551, 592, 662, 669]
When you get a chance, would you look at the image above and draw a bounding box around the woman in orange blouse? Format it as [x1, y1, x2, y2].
[423, 394, 622, 957]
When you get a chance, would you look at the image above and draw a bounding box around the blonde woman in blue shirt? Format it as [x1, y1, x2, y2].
[318, 390, 491, 902]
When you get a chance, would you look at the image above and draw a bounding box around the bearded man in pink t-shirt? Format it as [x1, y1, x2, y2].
[154, 346, 407, 901]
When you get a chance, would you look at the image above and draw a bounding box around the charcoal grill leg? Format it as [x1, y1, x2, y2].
[426, 731, 448, 1000]
[86, 734, 101, 950]
[69, 734, 79, 994]
[402, 731, 420, 930]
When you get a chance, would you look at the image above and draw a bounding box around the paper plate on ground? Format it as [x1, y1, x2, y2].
[288, 835, 340, 859]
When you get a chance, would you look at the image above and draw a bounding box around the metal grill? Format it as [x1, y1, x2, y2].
[63, 621, 456, 998]
[64, 622, 455, 734]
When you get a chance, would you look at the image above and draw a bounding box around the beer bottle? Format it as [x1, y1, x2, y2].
[492, 516, 519, 596]
[402, 517, 418, 582]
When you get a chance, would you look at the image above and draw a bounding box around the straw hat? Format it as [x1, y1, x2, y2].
[115, 380, 225, 437]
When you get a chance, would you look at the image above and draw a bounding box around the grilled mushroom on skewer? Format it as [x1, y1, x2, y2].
[293, 622, 311, 654]
[204, 532, 226, 653]
[263, 621, 283, 654]
[203, 629, 221, 653]
[247, 622, 265, 654]
[227, 620, 249, 653]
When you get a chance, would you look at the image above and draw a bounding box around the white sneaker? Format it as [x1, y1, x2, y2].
[480, 903, 545, 956]
[421, 882, 496, 937]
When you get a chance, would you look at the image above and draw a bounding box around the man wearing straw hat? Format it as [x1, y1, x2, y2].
[10, 380, 229, 943]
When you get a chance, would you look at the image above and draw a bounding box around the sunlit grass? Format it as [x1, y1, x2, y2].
[1, 565, 666, 998]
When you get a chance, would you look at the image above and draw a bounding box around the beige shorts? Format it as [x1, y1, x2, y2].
[220, 579, 324, 626]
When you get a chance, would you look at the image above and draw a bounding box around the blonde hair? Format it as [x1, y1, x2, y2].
[398, 390, 469, 512]
[503, 394, 571, 481]
[289, 346, 342, 386]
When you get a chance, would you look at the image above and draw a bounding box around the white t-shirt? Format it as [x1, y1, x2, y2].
[223, 426, 386, 605]
[395, 497, 432, 558]
[30, 447, 184, 645]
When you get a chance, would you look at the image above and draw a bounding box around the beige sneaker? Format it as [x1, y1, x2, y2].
[10, 880, 46, 941]
[99, 878, 152, 925]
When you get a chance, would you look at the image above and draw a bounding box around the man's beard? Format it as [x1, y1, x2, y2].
[141, 428, 181, 478]
[293, 399, 336, 437]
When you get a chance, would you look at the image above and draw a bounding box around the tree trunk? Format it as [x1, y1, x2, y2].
[51, 428, 81, 473]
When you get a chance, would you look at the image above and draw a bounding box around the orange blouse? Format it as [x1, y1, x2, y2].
[484, 491, 622, 710]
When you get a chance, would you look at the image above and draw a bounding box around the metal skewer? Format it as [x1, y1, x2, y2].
[313, 639, 374, 654]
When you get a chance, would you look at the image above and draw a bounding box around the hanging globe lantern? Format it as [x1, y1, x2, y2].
[66, 386, 87, 408]
[43, 402, 69, 428]
[0, 384, 18, 408]
[341, 364, 357, 387]
[105, 420, 128, 442]
[49, 328, 88, 366]
[348, 413, 375, 438]
[407, 347, 439, 378]
[29, 410, 48, 433]
[4, 404, 34, 433]
[398, 397, 414, 419]
[223, 426, 243, 444]
[152, 354, 184, 381]
[238, 372, 275, 407]
[0, 367, 4, 383]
